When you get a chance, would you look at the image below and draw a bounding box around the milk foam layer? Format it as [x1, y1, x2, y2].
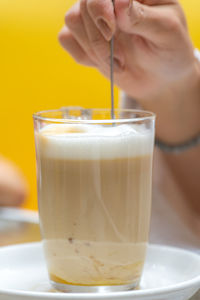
[37, 124, 154, 160]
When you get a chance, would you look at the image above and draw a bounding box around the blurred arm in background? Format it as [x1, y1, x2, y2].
[0, 156, 28, 207]
[58, 0, 200, 237]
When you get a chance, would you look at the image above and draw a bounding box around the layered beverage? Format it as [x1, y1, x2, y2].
[34, 110, 155, 292]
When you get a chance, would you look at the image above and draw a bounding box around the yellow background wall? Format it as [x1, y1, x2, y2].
[0, 0, 199, 210]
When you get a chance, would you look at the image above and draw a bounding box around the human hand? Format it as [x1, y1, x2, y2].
[0, 157, 28, 207]
[58, 0, 199, 101]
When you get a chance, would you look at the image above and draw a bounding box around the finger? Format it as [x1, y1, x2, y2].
[115, 0, 181, 43]
[0, 186, 25, 207]
[64, 2, 98, 63]
[80, 0, 110, 61]
[59, 27, 95, 67]
[80, 0, 125, 71]
[0, 159, 28, 207]
[87, 0, 115, 41]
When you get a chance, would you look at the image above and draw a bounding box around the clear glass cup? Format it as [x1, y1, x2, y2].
[33, 108, 155, 293]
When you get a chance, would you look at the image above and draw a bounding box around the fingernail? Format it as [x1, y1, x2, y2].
[97, 18, 113, 41]
[129, 0, 144, 19]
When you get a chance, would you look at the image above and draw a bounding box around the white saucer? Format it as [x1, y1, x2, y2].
[0, 242, 199, 300]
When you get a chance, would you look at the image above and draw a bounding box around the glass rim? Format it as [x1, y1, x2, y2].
[33, 108, 155, 124]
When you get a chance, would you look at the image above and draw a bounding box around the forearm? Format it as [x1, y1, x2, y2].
[162, 146, 200, 231]
[141, 62, 200, 216]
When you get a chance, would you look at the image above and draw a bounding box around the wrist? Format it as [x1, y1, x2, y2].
[138, 59, 200, 145]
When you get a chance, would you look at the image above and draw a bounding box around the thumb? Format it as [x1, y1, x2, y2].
[115, 0, 177, 42]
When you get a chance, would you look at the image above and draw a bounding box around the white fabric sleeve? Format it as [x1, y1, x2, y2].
[194, 48, 200, 61]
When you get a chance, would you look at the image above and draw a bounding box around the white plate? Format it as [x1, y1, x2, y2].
[0, 243, 199, 300]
